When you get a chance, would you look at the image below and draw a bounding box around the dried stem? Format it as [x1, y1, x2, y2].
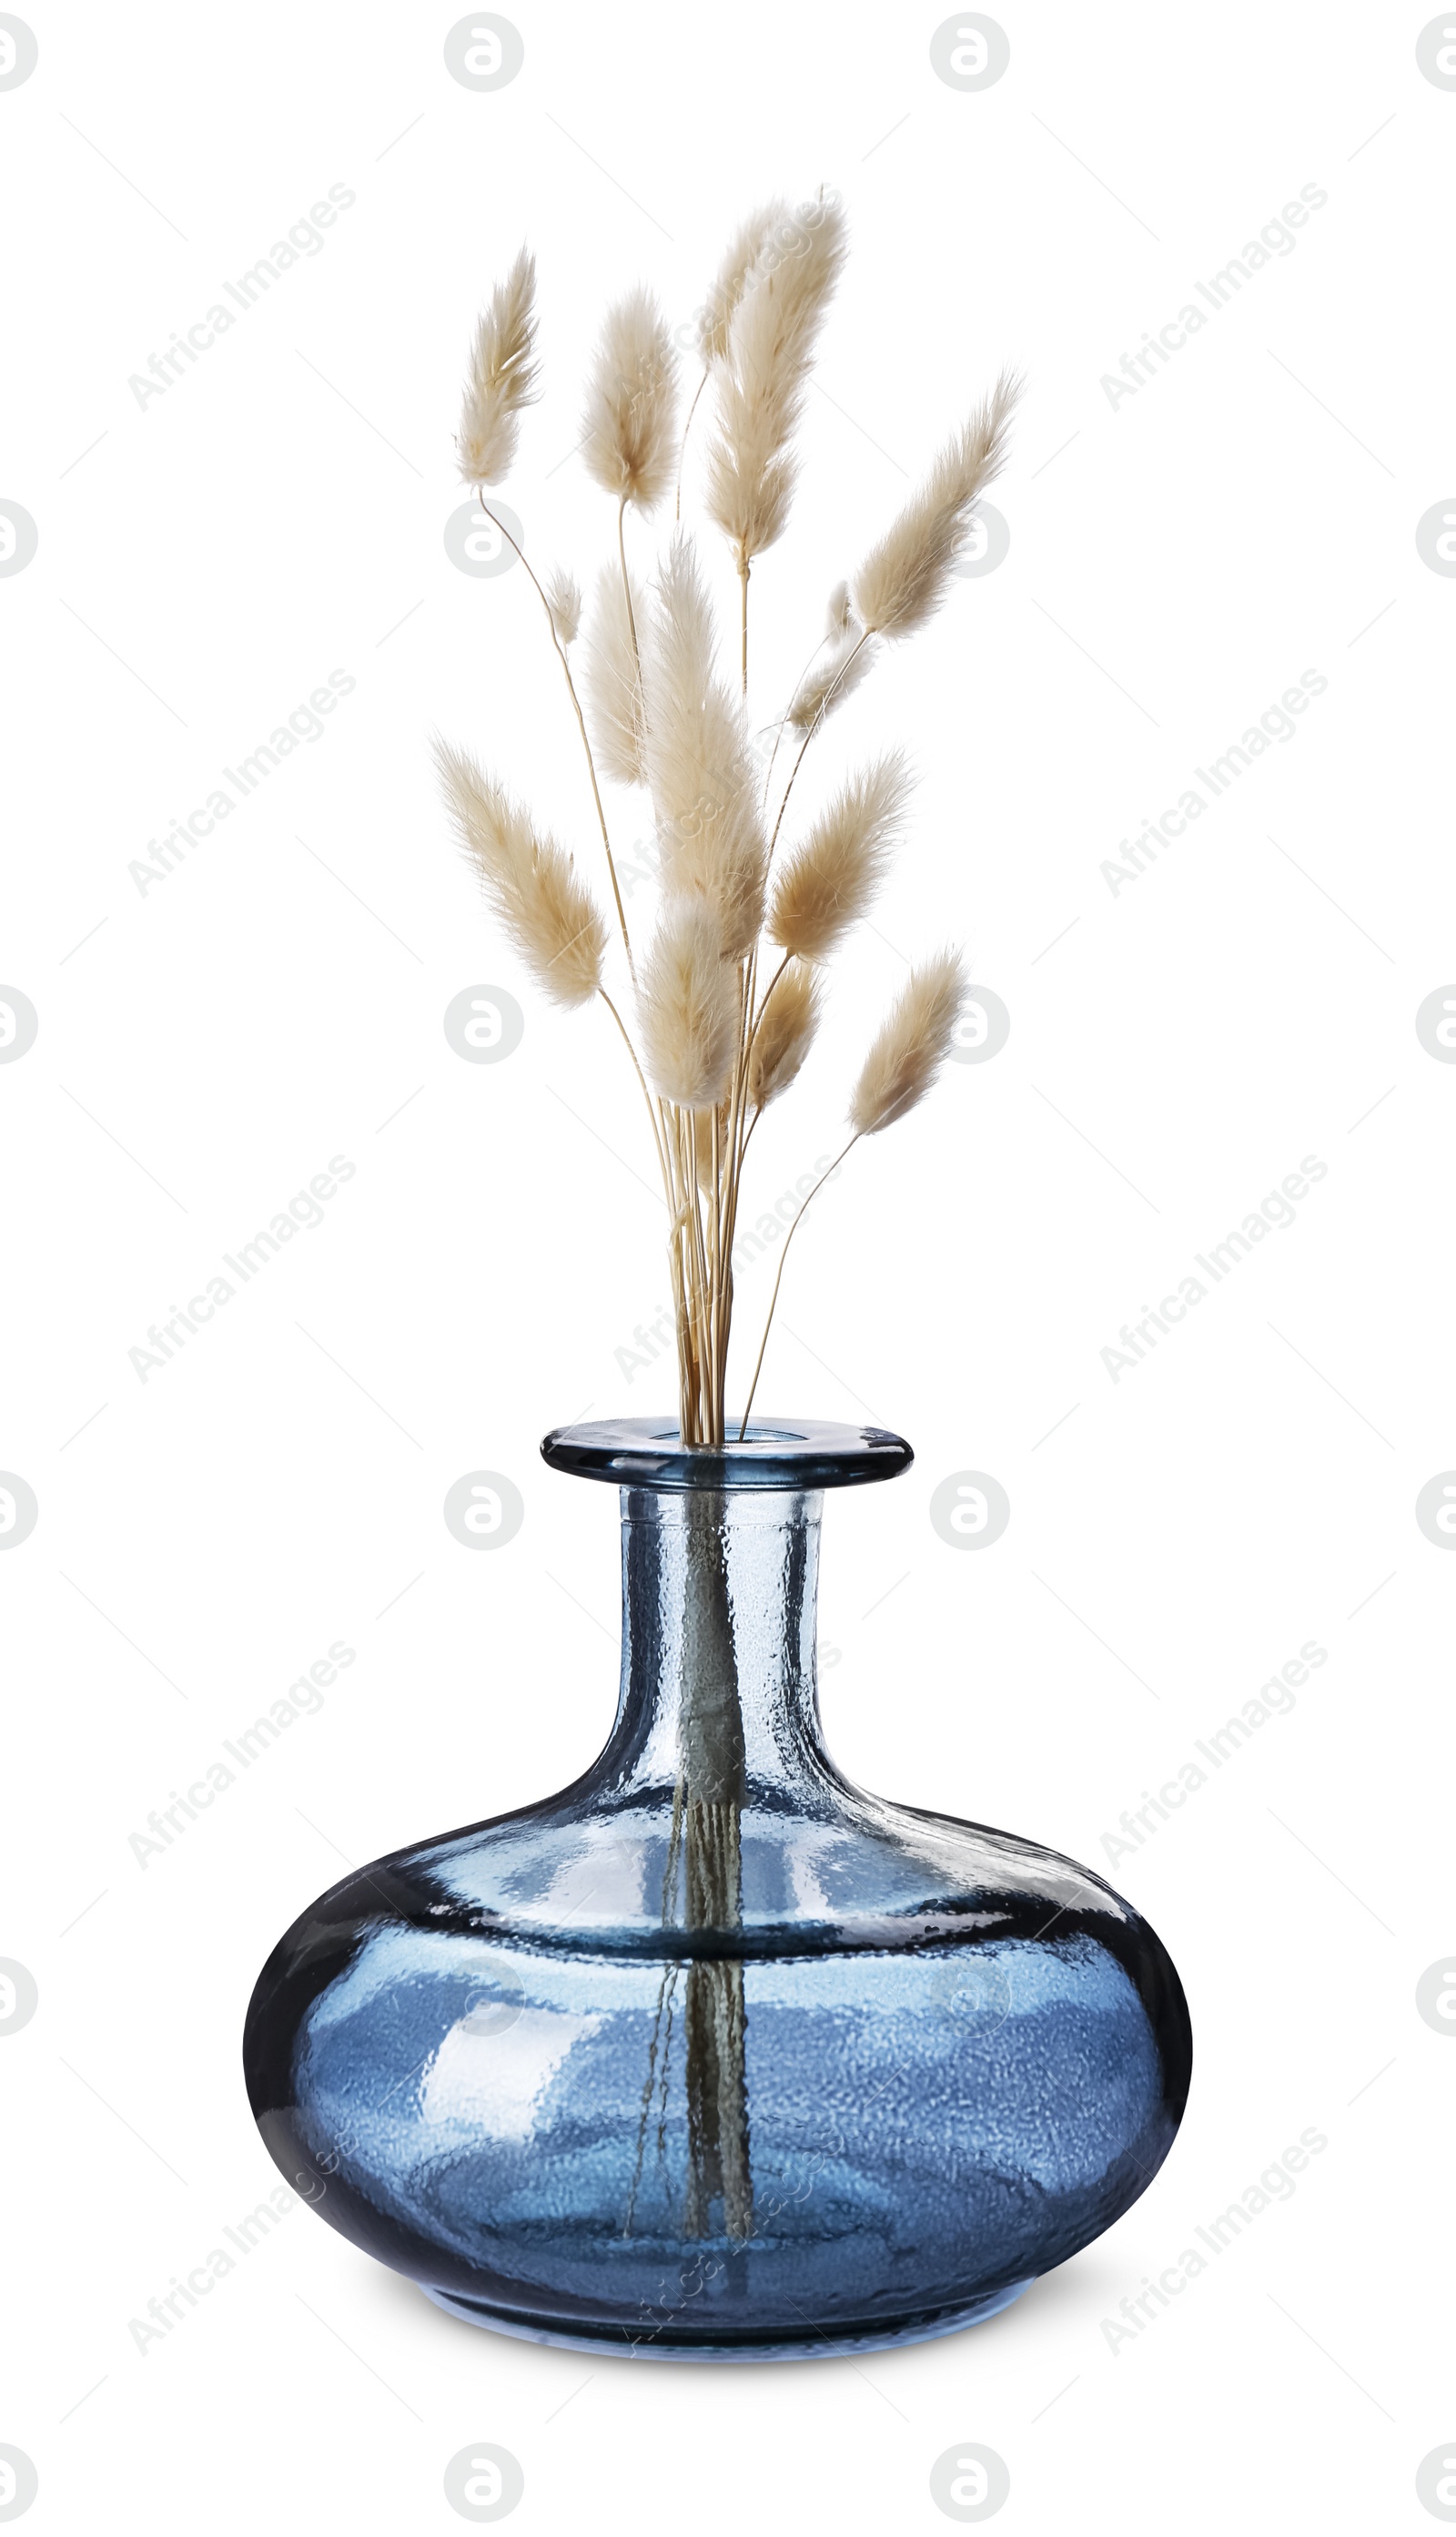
[598, 987, 671, 1190]
[474, 492, 635, 981]
[760, 629, 830, 811]
[617, 494, 645, 712]
[766, 628, 871, 874]
[674, 368, 709, 522]
[747, 950, 792, 1050]
[737, 1134, 859, 1436]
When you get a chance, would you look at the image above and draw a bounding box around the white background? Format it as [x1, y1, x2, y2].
[3, 3, 1453, 2529]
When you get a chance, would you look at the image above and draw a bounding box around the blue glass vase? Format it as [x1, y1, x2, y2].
[244, 1420, 1191, 2359]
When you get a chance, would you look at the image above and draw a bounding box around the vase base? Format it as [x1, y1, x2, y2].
[420, 2275, 1034, 2360]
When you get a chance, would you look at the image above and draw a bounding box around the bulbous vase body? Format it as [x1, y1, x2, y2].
[244, 1421, 1191, 2358]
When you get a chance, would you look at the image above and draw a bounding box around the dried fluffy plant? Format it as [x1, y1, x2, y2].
[853, 372, 1019, 638]
[582, 565, 647, 785]
[456, 247, 539, 487]
[769, 753, 910, 962]
[696, 202, 784, 366]
[581, 289, 679, 512]
[438, 214, 1014, 2253]
[435, 739, 606, 1008]
[786, 628, 875, 733]
[544, 566, 581, 648]
[439, 204, 1015, 1447]
[705, 197, 848, 566]
[849, 950, 966, 1135]
[638, 895, 738, 1108]
[644, 536, 766, 958]
[748, 960, 820, 1111]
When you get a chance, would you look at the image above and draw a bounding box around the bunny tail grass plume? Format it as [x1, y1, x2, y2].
[544, 565, 581, 647]
[434, 738, 606, 1008]
[769, 752, 910, 962]
[582, 564, 648, 784]
[645, 533, 766, 958]
[705, 193, 848, 564]
[787, 627, 875, 732]
[581, 288, 679, 511]
[638, 895, 739, 1108]
[852, 370, 1020, 640]
[697, 201, 786, 366]
[456, 247, 539, 487]
[748, 960, 821, 1111]
[849, 949, 966, 1134]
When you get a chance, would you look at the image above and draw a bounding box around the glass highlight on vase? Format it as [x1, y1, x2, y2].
[244, 1420, 1192, 2359]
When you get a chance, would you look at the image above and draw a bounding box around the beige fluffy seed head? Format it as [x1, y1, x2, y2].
[852, 372, 1020, 640]
[644, 534, 767, 959]
[769, 752, 910, 962]
[434, 738, 606, 1008]
[787, 628, 875, 732]
[704, 195, 848, 563]
[748, 961, 821, 1111]
[581, 288, 679, 511]
[544, 565, 581, 647]
[696, 201, 786, 365]
[848, 949, 966, 1135]
[456, 247, 540, 487]
[582, 564, 648, 785]
[637, 895, 739, 1108]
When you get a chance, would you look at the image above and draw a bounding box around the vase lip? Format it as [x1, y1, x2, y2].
[540, 1415, 914, 1493]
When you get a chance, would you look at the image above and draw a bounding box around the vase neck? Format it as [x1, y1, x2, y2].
[597, 1485, 827, 1801]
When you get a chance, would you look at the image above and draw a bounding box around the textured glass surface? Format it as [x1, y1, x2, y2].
[245, 1433, 1191, 2359]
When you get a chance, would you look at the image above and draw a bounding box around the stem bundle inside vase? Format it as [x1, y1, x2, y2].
[674, 1503, 750, 2241]
[436, 190, 1017, 2242]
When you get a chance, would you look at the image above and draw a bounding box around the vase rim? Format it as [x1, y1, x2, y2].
[540, 1415, 913, 1493]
